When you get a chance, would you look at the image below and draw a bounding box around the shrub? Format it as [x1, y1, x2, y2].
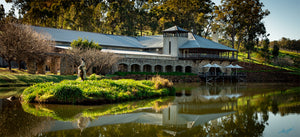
[88, 73, 103, 80]
[151, 75, 173, 90]
[52, 85, 84, 103]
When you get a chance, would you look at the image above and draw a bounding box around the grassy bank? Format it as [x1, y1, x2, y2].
[21, 76, 175, 104]
[0, 68, 77, 86]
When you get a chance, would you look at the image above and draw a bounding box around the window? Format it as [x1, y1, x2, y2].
[169, 41, 171, 54]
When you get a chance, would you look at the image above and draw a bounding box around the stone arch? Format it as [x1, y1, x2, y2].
[131, 64, 141, 72]
[143, 64, 152, 72]
[118, 63, 128, 72]
[165, 65, 173, 72]
[175, 65, 183, 72]
[154, 65, 163, 73]
[185, 66, 192, 73]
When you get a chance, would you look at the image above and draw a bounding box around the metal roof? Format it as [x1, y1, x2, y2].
[180, 33, 237, 51]
[163, 26, 189, 32]
[136, 35, 163, 48]
[31, 26, 145, 49]
[32, 26, 235, 52]
[102, 49, 172, 57]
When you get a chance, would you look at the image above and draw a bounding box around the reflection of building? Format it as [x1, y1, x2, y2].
[42, 86, 239, 133]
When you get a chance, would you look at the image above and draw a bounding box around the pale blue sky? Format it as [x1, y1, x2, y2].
[1, 0, 300, 41]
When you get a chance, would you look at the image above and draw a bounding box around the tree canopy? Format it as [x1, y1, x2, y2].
[70, 37, 102, 50]
[6, 0, 214, 36]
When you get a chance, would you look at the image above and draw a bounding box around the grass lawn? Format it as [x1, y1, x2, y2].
[0, 67, 77, 86]
[237, 50, 300, 75]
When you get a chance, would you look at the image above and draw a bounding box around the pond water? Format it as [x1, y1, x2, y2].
[0, 83, 299, 137]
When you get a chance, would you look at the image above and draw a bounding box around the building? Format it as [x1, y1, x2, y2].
[3, 25, 237, 75]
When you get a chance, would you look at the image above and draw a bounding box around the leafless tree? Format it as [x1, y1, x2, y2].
[0, 20, 54, 71]
[66, 48, 120, 75]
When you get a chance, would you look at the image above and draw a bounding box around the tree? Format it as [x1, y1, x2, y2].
[272, 42, 279, 60]
[158, 0, 213, 35]
[260, 38, 270, 62]
[215, 0, 269, 59]
[67, 38, 120, 75]
[0, 4, 5, 21]
[70, 38, 102, 50]
[0, 20, 54, 71]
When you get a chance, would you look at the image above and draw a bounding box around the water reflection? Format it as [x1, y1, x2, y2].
[1, 83, 299, 136]
[0, 99, 52, 137]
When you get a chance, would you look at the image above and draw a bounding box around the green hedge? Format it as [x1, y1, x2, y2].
[21, 78, 175, 104]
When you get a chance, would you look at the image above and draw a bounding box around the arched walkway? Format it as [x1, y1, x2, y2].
[131, 64, 141, 72]
[154, 65, 163, 73]
[118, 63, 128, 72]
[165, 65, 173, 72]
[143, 64, 152, 72]
[176, 66, 182, 72]
[185, 66, 192, 73]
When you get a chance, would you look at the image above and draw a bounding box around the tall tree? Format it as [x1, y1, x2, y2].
[272, 42, 279, 60]
[260, 38, 270, 62]
[215, 0, 269, 59]
[159, 0, 213, 35]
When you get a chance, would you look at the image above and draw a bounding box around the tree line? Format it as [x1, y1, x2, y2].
[270, 37, 300, 52]
[4, 0, 214, 37]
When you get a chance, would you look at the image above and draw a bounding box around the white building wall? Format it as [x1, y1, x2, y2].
[163, 36, 188, 57]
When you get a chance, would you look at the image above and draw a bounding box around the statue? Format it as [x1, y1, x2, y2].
[78, 58, 87, 81]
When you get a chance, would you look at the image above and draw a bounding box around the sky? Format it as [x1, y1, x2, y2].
[1, 0, 300, 41]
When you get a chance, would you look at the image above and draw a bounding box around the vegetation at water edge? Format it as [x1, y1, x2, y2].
[21, 76, 175, 104]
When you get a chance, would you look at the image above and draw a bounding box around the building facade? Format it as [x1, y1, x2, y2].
[19, 25, 237, 75]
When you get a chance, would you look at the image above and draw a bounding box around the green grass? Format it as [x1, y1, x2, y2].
[238, 50, 300, 74]
[0, 68, 77, 85]
[21, 77, 175, 104]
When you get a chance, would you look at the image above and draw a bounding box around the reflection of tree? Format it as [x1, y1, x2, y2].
[0, 100, 52, 137]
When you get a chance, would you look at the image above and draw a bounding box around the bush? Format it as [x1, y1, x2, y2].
[21, 78, 174, 104]
[151, 75, 173, 89]
[52, 85, 84, 103]
[88, 73, 103, 80]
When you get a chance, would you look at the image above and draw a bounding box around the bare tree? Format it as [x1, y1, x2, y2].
[66, 48, 120, 75]
[0, 20, 54, 71]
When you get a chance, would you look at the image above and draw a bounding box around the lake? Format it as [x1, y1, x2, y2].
[0, 82, 299, 137]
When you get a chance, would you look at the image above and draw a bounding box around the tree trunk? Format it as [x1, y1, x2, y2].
[236, 37, 242, 59]
[231, 35, 235, 58]
[18, 60, 22, 70]
[247, 50, 251, 59]
[8, 60, 12, 71]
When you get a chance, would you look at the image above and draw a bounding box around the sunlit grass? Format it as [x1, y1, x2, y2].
[237, 50, 300, 73]
[21, 76, 175, 104]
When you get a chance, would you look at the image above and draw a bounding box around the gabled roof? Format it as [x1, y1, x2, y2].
[136, 35, 163, 48]
[31, 26, 145, 49]
[180, 33, 237, 51]
[163, 26, 189, 32]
